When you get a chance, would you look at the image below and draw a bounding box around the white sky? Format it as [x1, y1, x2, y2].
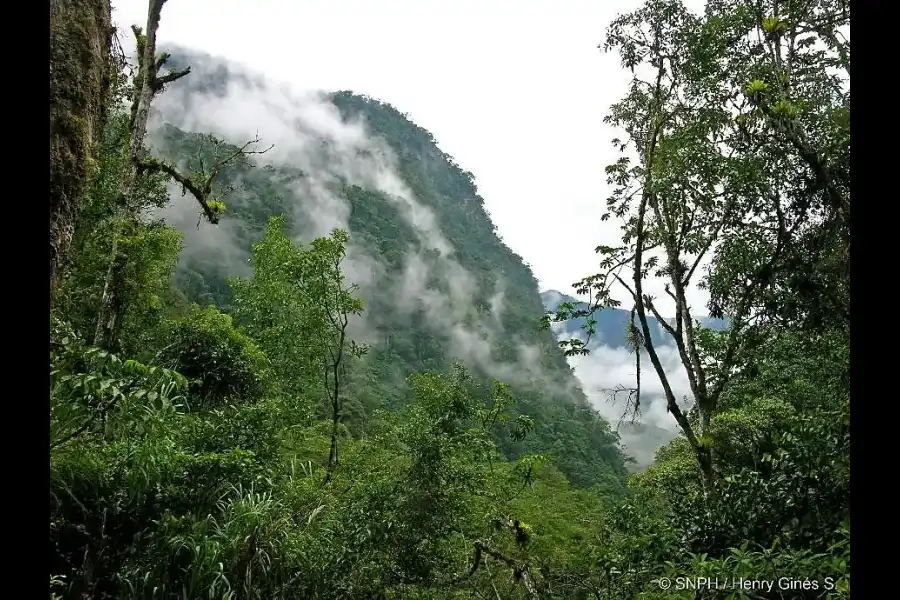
[112, 0, 710, 317]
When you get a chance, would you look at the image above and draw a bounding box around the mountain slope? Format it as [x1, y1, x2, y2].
[541, 289, 729, 350]
[149, 48, 628, 491]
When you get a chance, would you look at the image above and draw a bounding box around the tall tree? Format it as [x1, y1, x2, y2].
[92, 0, 270, 350]
[229, 217, 367, 475]
[548, 0, 850, 491]
[704, 0, 850, 333]
[49, 0, 113, 300]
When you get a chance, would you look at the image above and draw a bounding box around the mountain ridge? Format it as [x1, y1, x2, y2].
[540, 288, 730, 350]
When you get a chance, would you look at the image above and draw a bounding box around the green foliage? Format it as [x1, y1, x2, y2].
[154, 81, 629, 489]
[51, 317, 189, 447]
[330, 366, 511, 589]
[540, 0, 848, 594]
[617, 330, 850, 596]
[649, 524, 849, 599]
[229, 216, 365, 406]
[160, 304, 273, 409]
[54, 89, 183, 358]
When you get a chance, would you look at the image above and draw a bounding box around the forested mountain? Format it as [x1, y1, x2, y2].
[145, 48, 629, 492]
[50, 1, 850, 598]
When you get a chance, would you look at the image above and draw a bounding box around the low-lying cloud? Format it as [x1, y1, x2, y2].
[550, 321, 689, 467]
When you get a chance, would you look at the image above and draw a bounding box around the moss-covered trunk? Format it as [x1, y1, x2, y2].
[49, 0, 113, 301]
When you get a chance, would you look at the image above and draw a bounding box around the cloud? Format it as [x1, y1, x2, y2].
[549, 323, 692, 466]
[567, 343, 691, 431]
[488, 283, 506, 327]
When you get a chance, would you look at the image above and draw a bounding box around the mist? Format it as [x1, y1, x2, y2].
[549, 321, 688, 468]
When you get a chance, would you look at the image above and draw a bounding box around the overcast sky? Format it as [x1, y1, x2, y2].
[112, 0, 709, 317]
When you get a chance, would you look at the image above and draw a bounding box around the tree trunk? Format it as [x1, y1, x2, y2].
[93, 1, 156, 350]
[49, 0, 113, 301]
[94, 0, 190, 350]
[93, 247, 128, 350]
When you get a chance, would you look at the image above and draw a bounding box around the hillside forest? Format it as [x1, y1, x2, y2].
[49, 0, 850, 598]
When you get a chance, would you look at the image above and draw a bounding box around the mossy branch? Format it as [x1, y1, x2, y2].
[94, 0, 270, 350]
[752, 99, 848, 232]
[127, 1, 274, 226]
[138, 134, 273, 225]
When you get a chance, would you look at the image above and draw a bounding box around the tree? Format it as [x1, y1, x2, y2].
[618, 328, 850, 597]
[547, 0, 743, 491]
[308, 231, 369, 480]
[160, 304, 273, 409]
[229, 216, 367, 477]
[50, 0, 113, 299]
[48, 2, 850, 594]
[547, 0, 850, 492]
[52, 90, 182, 354]
[703, 0, 850, 333]
[93, 0, 272, 350]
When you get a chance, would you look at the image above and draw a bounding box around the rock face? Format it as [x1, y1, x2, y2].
[50, 0, 112, 298]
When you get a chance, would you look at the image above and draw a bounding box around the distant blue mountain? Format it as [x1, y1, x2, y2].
[540, 290, 729, 350]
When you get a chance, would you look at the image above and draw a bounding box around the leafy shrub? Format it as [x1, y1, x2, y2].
[161, 305, 273, 409]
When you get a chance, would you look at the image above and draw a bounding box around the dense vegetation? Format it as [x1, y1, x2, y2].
[49, 0, 850, 598]
[146, 81, 629, 492]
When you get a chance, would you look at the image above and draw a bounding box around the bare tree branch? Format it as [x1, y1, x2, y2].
[628, 24, 713, 490]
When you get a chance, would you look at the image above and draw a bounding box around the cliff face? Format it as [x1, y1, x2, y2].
[49, 0, 113, 297]
[149, 48, 629, 491]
